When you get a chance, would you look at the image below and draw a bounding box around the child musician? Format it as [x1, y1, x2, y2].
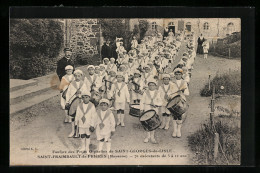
[59, 65, 75, 123]
[127, 57, 138, 77]
[99, 64, 108, 81]
[141, 65, 155, 90]
[108, 72, 130, 127]
[118, 65, 129, 83]
[140, 79, 162, 144]
[92, 99, 116, 153]
[65, 69, 88, 138]
[107, 58, 117, 73]
[83, 65, 102, 93]
[158, 74, 175, 130]
[74, 90, 96, 153]
[94, 66, 100, 75]
[103, 58, 110, 70]
[171, 68, 189, 138]
[129, 70, 144, 104]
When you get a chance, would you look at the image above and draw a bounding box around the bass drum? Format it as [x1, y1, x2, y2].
[139, 110, 161, 131]
[166, 95, 189, 116]
[67, 97, 81, 118]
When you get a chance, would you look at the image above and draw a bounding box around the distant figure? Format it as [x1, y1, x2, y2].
[202, 38, 210, 59]
[197, 34, 205, 54]
[131, 36, 138, 49]
[56, 48, 75, 81]
[101, 40, 112, 60]
[163, 27, 169, 40]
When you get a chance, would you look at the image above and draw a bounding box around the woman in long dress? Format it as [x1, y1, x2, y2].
[196, 34, 205, 54]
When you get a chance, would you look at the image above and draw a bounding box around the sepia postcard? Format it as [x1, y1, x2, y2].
[9, 8, 244, 166]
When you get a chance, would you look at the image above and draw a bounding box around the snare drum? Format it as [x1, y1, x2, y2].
[139, 110, 161, 131]
[166, 95, 189, 116]
[129, 104, 141, 117]
[67, 97, 81, 118]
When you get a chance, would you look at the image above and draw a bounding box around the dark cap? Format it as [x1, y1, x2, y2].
[64, 47, 72, 52]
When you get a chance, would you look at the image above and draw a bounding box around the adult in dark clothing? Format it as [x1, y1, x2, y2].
[101, 40, 112, 60]
[196, 34, 205, 54]
[163, 27, 169, 40]
[56, 48, 75, 81]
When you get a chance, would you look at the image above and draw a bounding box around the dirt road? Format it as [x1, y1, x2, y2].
[10, 42, 241, 165]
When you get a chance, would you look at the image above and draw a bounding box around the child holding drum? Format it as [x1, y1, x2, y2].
[129, 70, 144, 104]
[65, 69, 88, 138]
[59, 65, 75, 123]
[170, 68, 190, 138]
[158, 73, 175, 130]
[140, 79, 162, 144]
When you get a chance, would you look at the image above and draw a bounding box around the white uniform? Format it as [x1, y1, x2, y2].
[129, 77, 144, 101]
[65, 80, 88, 104]
[140, 90, 163, 114]
[131, 40, 138, 49]
[75, 102, 96, 135]
[83, 73, 102, 93]
[170, 78, 189, 101]
[94, 109, 116, 141]
[141, 56, 150, 68]
[141, 72, 155, 88]
[158, 82, 175, 114]
[108, 82, 130, 110]
[107, 63, 117, 73]
[127, 62, 138, 76]
[59, 74, 74, 109]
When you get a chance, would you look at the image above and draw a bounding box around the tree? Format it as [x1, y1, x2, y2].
[99, 19, 133, 51]
[10, 19, 64, 79]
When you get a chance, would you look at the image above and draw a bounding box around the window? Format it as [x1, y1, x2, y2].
[168, 22, 174, 26]
[152, 22, 157, 30]
[203, 22, 209, 30]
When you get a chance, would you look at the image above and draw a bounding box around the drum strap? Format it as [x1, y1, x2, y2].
[145, 90, 158, 105]
[172, 79, 185, 91]
[162, 84, 170, 97]
[96, 109, 111, 123]
[79, 103, 93, 124]
[115, 83, 125, 97]
[71, 81, 84, 95]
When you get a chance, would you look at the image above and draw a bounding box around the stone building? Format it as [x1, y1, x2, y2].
[60, 19, 101, 58]
[129, 18, 241, 42]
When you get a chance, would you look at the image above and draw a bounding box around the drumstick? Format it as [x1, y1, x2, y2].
[169, 87, 187, 97]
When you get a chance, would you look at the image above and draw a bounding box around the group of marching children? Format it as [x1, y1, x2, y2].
[59, 31, 197, 152]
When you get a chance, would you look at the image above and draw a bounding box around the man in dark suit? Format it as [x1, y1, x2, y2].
[101, 40, 112, 60]
[56, 48, 75, 81]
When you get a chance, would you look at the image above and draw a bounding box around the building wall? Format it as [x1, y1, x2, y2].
[65, 19, 101, 57]
[129, 18, 241, 41]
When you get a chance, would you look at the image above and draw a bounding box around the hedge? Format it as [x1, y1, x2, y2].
[209, 40, 241, 58]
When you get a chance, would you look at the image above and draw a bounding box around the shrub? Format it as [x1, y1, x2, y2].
[200, 70, 241, 97]
[209, 40, 241, 58]
[74, 53, 101, 66]
[188, 115, 241, 165]
[10, 19, 64, 79]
